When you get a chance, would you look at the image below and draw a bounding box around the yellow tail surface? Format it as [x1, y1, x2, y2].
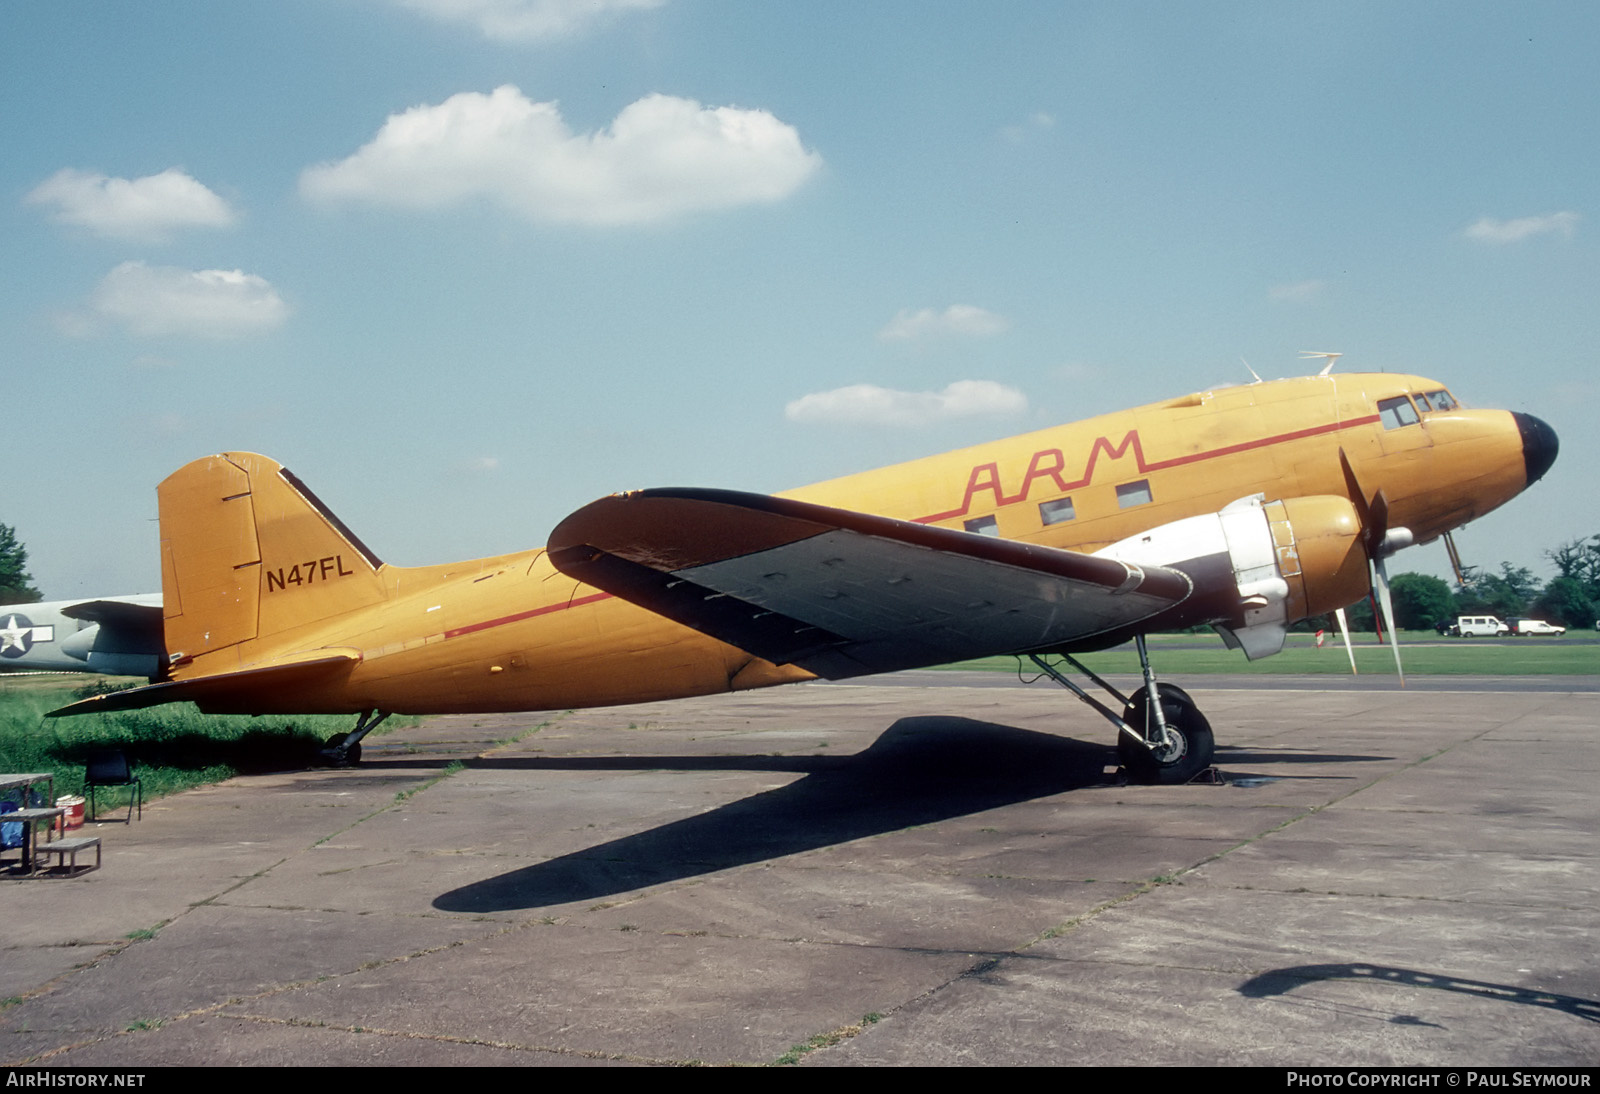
[159, 452, 389, 666]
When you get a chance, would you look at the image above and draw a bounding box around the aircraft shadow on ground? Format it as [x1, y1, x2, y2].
[1238, 962, 1600, 1025]
[432, 716, 1109, 913]
[1214, 745, 1392, 769]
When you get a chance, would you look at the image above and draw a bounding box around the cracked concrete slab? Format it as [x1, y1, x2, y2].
[2, 676, 1595, 1066]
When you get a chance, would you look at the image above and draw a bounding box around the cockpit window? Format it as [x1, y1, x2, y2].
[1423, 389, 1456, 411]
[1378, 395, 1420, 430]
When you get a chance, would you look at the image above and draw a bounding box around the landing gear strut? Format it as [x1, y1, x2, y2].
[316, 709, 391, 767]
[1027, 638, 1216, 785]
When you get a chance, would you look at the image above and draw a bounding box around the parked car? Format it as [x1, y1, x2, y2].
[1510, 618, 1566, 636]
[1454, 615, 1510, 637]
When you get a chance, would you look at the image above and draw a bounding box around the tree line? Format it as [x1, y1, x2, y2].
[1347, 534, 1600, 632]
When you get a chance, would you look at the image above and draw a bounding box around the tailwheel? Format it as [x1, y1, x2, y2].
[1119, 683, 1214, 785]
[316, 710, 388, 767]
[317, 732, 362, 767]
[316, 735, 361, 767]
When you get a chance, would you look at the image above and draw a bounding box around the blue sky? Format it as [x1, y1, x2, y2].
[4, 0, 1595, 597]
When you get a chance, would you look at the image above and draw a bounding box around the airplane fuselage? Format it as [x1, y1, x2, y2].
[161, 372, 1548, 716]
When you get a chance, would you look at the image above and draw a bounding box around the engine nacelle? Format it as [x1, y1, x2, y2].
[1095, 494, 1370, 659]
[59, 621, 164, 679]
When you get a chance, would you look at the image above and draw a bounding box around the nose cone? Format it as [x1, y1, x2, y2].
[1512, 412, 1559, 486]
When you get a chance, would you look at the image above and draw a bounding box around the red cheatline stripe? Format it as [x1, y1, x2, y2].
[1143, 415, 1380, 471]
[443, 592, 612, 640]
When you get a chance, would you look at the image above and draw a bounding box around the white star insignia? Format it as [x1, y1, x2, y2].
[0, 615, 30, 654]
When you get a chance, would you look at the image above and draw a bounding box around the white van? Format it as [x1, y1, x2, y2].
[1455, 615, 1510, 637]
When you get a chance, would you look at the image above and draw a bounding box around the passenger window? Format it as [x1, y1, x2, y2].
[964, 515, 999, 537]
[1039, 497, 1076, 525]
[1116, 480, 1152, 508]
[1378, 396, 1420, 430]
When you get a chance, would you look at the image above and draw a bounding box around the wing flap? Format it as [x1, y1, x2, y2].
[549, 489, 1193, 678]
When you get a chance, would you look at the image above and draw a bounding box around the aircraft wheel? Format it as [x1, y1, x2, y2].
[1119, 683, 1214, 785]
[319, 733, 361, 767]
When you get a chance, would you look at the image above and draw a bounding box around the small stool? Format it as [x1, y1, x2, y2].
[36, 836, 101, 876]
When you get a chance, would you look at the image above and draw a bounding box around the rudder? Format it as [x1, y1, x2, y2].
[159, 453, 388, 665]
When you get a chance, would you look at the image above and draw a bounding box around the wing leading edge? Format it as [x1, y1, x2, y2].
[548, 488, 1195, 679]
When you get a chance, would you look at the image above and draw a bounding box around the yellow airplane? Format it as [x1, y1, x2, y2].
[50, 369, 1557, 783]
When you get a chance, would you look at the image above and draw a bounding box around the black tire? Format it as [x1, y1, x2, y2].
[320, 733, 361, 766]
[1118, 683, 1214, 785]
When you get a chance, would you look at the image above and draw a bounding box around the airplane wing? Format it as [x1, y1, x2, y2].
[59, 598, 165, 643]
[548, 489, 1196, 679]
[45, 648, 363, 717]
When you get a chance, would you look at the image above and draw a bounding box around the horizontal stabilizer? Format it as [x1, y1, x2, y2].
[47, 648, 362, 718]
[549, 488, 1193, 678]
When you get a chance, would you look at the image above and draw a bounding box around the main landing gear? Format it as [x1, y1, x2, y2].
[1027, 635, 1216, 785]
[316, 709, 391, 767]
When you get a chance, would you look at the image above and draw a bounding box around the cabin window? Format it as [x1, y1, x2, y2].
[1039, 497, 1076, 525]
[1378, 395, 1420, 430]
[964, 515, 999, 536]
[1116, 480, 1152, 508]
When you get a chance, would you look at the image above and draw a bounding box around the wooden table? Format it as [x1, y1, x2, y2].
[5, 808, 66, 873]
[0, 772, 55, 804]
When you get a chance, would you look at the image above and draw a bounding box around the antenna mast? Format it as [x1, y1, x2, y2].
[1298, 350, 1343, 376]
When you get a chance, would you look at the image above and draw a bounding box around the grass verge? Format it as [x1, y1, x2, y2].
[0, 676, 396, 811]
[938, 631, 1600, 676]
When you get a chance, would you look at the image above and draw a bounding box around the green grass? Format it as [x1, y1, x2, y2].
[938, 630, 1600, 677]
[0, 676, 386, 810]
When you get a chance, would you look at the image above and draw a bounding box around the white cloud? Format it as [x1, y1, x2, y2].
[26, 168, 235, 242]
[89, 262, 288, 339]
[878, 305, 1010, 341]
[785, 380, 1028, 428]
[393, 0, 662, 43]
[299, 86, 821, 225]
[1268, 279, 1326, 303]
[1463, 211, 1579, 244]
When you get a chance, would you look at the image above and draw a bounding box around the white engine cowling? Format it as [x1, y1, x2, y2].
[1095, 494, 1371, 659]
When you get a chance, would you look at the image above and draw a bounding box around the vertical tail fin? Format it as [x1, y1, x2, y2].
[159, 452, 388, 664]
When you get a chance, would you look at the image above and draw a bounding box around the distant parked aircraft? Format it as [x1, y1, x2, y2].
[0, 595, 163, 677]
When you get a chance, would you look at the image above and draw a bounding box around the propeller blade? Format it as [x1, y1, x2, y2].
[1340, 447, 1405, 683]
[1371, 556, 1405, 687]
[1339, 448, 1391, 556]
[1368, 488, 1390, 555]
[1334, 606, 1358, 675]
[1339, 448, 1371, 530]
